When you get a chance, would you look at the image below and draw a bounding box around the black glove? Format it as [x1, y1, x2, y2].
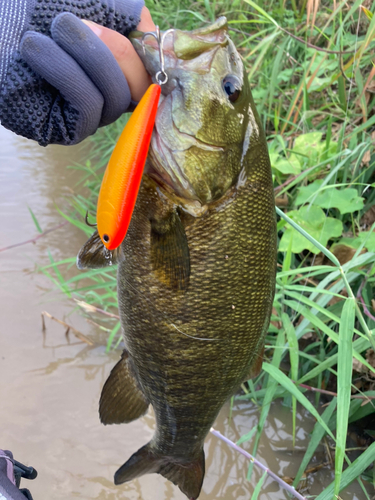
[0, 0, 144, 146]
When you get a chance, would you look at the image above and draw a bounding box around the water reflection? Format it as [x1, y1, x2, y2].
[0, 125, 370, 500]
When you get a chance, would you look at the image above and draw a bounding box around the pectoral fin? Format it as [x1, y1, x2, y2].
[150, 211, 190, 291]
[76, 230, 124, 270]
[99, 350, 149, 425]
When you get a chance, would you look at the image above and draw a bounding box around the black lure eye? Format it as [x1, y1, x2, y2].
[103, 234, 110, 243]
[222, 76, 241, 102]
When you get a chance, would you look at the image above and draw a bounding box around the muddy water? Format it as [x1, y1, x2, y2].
[0, 124, 369, 500]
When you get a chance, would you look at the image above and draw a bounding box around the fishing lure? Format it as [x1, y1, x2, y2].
[97, 83, 161, 250]
[96, 26, 173, 251]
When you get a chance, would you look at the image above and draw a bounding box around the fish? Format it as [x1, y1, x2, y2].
[77, 16, 277, 500]
[96, 83, 161, 250]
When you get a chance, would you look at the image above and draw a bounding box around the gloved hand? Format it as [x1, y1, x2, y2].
[0, 0, 144, 146]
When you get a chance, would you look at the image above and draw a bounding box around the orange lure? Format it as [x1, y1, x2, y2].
[97, 84, 161, 250]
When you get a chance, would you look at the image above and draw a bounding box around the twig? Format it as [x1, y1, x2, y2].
[324, 436, 334, 466]
[356, 272, 375, 322]
[41, 313, 46, 332]
[41, 311, 96, 346]
[298, 383, 375, 401]
[293, 274, 319, 287]
[210, 428, 308, 500]
[86, 318, 111, 332]
[74, 299, 120, 320]
[358, 296, 375, 322]
[274, 165, 317, 194]
[0, 222, 68, 253]
[298, 383, 337, 397]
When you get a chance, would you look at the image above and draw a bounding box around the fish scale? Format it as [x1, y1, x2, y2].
[77, 17, 276, 500]
[117, 154, 276, 444]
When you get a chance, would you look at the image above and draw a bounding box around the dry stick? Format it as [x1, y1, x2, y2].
[356, 272, 375, 322]
[298, 382, 375, 401]
[85, 318, 111, 331]
[358, 296, 375, 322]
[41, 311, 96, 346]
[0, 222, 68, 253]
[274, 165, 318, 199]
[210, 428, 308, 500]
[74, 299, 120, 320]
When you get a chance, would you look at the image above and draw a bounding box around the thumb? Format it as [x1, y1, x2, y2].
[82, 15, 154, 102]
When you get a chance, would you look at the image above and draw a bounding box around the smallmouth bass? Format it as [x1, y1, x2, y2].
[77, 17, 276, 500]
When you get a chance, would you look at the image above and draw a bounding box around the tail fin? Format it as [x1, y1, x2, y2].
[114, 443, 205, 500]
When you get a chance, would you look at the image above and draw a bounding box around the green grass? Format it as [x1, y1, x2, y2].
[40, 0, 375, 497]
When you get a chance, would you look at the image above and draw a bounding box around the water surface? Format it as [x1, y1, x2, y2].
[0, 125, 369, 499]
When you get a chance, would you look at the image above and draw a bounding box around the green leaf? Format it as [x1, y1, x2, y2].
[348, 393, 375, 424]
[291, 132, 338, 168]
[316, 441, 375, 500]
[357, 231, 375, 252]
[263, 363, 335, 440]
[282, 313, 298, 445]
[281, 232, 293, 284]
[292, 132, 323, 166]
[278, 206, 343, 254]
[237, 427, 257, 446]
[293, 398, 337, 488]
[335, 298, 356, 497]
[106, 321, 121, 351]
[361, 5, 373, 20]
[27, 206, 43, 234]
[295, 180, 364, 214]
[250, 470, 267, 500]
[248, 329, 285, 480]
[271, 152, 301, 175]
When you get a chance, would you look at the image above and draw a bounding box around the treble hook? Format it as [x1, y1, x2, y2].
[141, 26, 174, 85]
[85, 211, 97, 227]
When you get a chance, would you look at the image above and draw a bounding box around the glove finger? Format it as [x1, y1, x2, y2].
[51, 13, 130, 127]
[20, 31, 103, 141]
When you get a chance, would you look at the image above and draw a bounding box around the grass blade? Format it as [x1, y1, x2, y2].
[27, 206, 43, 234]
[276, 207, 341, 266]
[250, 470, 267, 500]
[282, 312, 299, 446]
[248, 328, 285, 479]
[316, 442, 375, 500]
[293, 398, 337, 488]
[335, 298, 356, 497]
[262, 363, 335, 440]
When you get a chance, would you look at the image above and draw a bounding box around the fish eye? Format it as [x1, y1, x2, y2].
[103, 234, 110, 243]
[222, 76, 241, 102]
